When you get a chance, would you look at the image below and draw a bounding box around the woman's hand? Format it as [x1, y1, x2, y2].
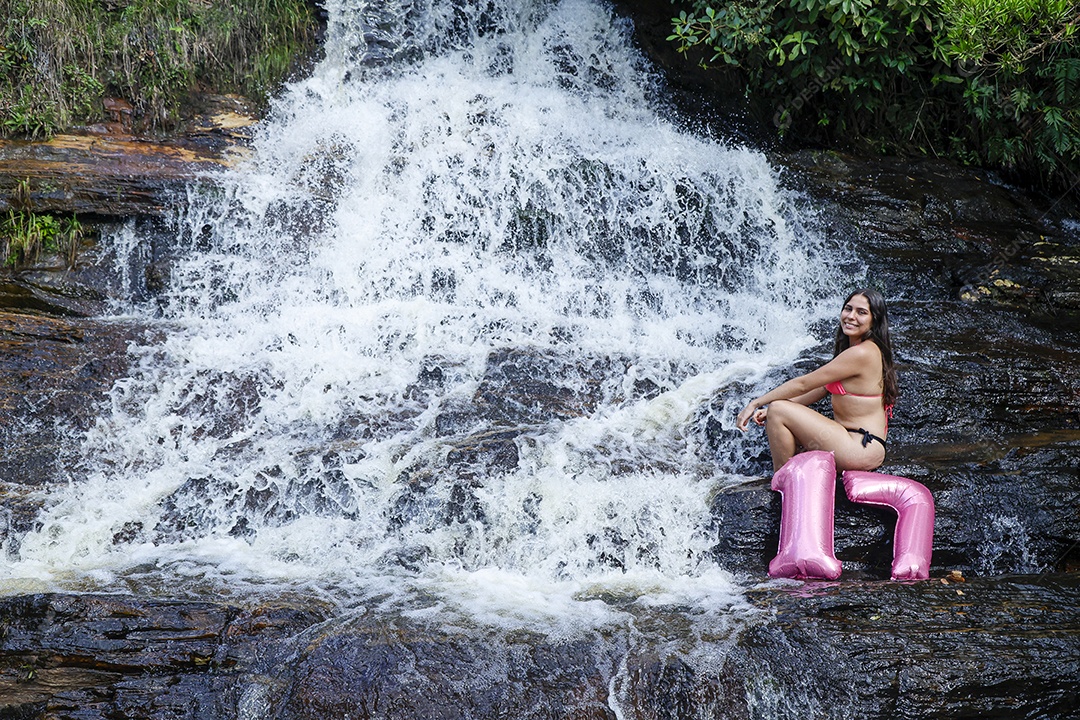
[736, 400, 766, 432]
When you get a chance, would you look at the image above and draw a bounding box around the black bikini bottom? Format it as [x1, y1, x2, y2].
[847, 427, 887, 451]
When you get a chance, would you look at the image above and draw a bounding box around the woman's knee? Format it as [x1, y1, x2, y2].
[765, 399, 799, 424]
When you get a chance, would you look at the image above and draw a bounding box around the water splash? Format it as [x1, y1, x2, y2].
[2, 0, 839, 623]
[977, 513, 1044, 576]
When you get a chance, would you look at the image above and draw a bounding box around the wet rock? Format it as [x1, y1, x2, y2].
[615, 574, 1080, 719]
[0, 595, 236, 675]
[102, 97, 134, 132]
[729, 574, 1080, 719]
[779, 150, 1080, 321]
[0, 276, 102, 318]
[473, 347, 619, 427]
[386, 429, 521, 542]
[0, 312, 141, 489]
[278, 616, 622, 720]
[0, 135, 240, 219]
[3, 578, 1079, 720]
[445, 428, 522, 475]
[706, 478, 779, 576]
[436, 348, 626, 435]
[0, 94, 254, 228]
[0, 594, 328, 720]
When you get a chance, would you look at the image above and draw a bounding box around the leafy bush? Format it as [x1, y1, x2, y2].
[669, 0, 1080, 188]
[0, 0, 320, 137]
[1, 179, 84, 268]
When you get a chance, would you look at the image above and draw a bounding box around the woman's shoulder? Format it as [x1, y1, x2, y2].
[838, 340, 883, 363]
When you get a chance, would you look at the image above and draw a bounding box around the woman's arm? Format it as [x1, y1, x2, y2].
[791, 387, 828, 406]
[735, 344, 875, 431]
[745, 386, 827, 427]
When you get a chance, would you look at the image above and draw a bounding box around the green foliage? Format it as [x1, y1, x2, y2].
[940, 0, 1080, 183]
[669, 0, 1080, 188]
[940, 0, 1078, 71]
[1, 179, 84, 268]
[2, 86, 60, 138]
[0, 0, 320, 137]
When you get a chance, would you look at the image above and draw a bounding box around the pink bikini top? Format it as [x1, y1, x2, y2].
[825, 380, 894, 428]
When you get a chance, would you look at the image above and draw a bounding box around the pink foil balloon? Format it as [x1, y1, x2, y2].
[843, 470, 935, 580]
[768, 451, 842, 580]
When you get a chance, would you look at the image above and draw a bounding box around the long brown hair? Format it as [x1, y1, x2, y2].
[832, 288, 898, 408]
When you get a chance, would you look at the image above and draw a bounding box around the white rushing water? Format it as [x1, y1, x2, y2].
[1, 0, 845, 626]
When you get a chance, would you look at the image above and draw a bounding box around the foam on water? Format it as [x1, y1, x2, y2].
[1, 0, 844, 626]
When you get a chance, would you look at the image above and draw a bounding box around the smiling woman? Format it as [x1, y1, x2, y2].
[736, 288, 899, 471]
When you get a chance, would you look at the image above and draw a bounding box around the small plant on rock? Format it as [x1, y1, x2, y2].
[1, 179, 84, 269]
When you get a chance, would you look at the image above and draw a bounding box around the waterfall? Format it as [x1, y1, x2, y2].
[2, 0, 841, 625]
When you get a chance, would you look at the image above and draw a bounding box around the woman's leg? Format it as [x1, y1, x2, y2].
[764, 400, 884, 471]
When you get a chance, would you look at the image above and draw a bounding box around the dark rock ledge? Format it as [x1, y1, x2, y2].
[0, 593, 326, 719]
[0, 95, 255, 219]
[2, 575, 1078, 720]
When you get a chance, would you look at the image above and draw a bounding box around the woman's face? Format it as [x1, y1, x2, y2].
[840, 294, 873, 340]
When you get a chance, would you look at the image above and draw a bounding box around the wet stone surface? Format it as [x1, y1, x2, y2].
[0, 313, 143, 501]
[0, 594, 327, 720]
[278, 615, 623, 720]
[0, 96, 253, 219]
[779, 150, 1080, 323]
[4, 576, 1078, 720]
[712, 573, 1080, 720]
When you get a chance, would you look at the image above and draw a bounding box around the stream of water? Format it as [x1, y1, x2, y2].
[2, 0, 852, 629]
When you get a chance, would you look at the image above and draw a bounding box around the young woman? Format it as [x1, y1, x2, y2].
[736, 289, 898, 472]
